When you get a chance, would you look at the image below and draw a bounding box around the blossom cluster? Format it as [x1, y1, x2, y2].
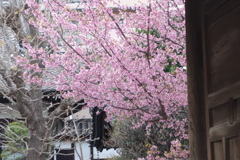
[138, 141, 189, 160]
[21, 0, 187, 144]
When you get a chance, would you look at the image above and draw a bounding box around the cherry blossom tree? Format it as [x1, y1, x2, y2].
[0, 1, 88, 160]
[21, 0, 187, 159]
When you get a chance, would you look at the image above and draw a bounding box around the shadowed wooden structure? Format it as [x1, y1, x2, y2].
[186, 0, 240, 159]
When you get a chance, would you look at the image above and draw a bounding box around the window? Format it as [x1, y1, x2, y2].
[76, 119, 91, 135]
[50, 148, 75, 160]
[56, 149, 74, 160]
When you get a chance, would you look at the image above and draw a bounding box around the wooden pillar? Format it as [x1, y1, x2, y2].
[186, 0, 208, 159]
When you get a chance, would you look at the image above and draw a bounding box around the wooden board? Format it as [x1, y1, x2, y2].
[186, 0, 240, 159]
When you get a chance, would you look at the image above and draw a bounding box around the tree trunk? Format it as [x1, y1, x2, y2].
[28, 120, 45, 160]
[27, 84, 45, 160]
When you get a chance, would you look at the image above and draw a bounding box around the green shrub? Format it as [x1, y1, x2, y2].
[1, 121, 28, 160]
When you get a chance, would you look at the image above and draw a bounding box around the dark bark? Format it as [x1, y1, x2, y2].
[12, 70, 46, 160]
[27, 84, 45, 160]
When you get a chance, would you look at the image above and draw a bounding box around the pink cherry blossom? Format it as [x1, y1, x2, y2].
[20, 0, 188, 158]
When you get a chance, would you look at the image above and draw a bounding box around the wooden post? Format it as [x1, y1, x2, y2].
[186, 0, 208, 159]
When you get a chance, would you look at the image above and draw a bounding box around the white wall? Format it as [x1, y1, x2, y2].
[93, 148, 120, 159]
[54, 141, 72, 149]
[54, 141, 120, 160]
[75, 142, 91, 160]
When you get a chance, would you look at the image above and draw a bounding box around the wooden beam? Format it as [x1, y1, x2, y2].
[186, 0, 208, 159]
